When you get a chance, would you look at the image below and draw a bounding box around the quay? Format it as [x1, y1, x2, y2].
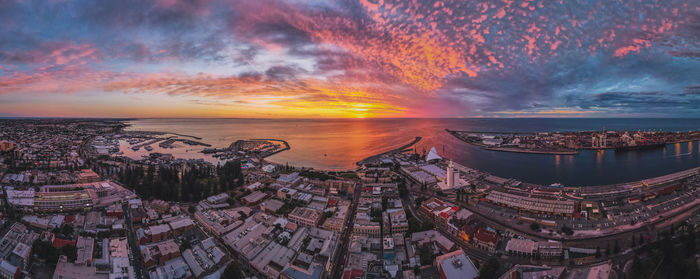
[356, 136, 421, 166]
[447, 128, 700, 155]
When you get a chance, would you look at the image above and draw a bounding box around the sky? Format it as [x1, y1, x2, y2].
[0, 0, 698, 118]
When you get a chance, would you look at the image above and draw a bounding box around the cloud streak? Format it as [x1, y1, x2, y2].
[0, 0, 698, 117]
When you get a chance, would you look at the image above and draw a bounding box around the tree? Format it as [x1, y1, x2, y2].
[419, 246, 433, 266]
[670, 223, 675, 235]
[188, 205, 196, 214]
[479, 258, 500, 279]
[595, 247, 601, 258]
[60, 224, 74, 236]
[613, 240, 620, 254]
[180, 239, 192, 252]
[60, 245, 78, 262]
[561, 225, 573, 235]
[223, 261, 244, 279]
[530, 223, 540, 232]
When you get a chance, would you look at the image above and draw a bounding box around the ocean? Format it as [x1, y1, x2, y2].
[123, 118, 700, 186]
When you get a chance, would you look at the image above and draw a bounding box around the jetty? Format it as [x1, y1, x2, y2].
[356, 136, 422, 166]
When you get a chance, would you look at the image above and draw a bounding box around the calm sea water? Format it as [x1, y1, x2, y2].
[124, 118, 700, 186]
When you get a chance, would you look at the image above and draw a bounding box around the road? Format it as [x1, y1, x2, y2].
[329, 183, 362, 279]
[123, 201, 147, 279]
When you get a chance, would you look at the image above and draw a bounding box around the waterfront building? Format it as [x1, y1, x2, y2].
[485, 190, 575, 216]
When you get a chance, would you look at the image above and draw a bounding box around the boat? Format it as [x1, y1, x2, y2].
[614, 142, 665, 152]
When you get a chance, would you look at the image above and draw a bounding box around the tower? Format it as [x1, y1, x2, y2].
[447, 160, 455, 189]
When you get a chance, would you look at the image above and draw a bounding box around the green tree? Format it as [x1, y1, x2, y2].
[60, 245, 78, 262]
[530, 223, 540, 232]
[561, 225, 573, 235]
[479, 258, 500, 279]
[180, 239, 192, 252]
[223, 261, 244, 279]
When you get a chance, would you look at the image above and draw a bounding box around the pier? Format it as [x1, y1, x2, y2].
[356, 136, 422, 166]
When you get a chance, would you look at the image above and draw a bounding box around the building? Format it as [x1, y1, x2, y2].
[485, 190, 575, 216]
[51, 255, 106, 279]
[75, 236, 95, 265]
[110, 257, 136, 279]
[206, 193, 229, 204]
[411, 230, 455, 253]
[278, 187, 298, 200]
[34, 190, 95, 212]
[0, 260, 19, 279]
[473, 228, 498, 252]
[260, 199, 285, 213]
[145, 224, 171, 243]
[9, 243, 31, 271]
[0, 140, 14, 151]
[505, 238, 535, 257]
[288, 207, 323, 227]
[140, 240, 181, 267]
[435, 250, 479, 279]
[242, 191, 268, 206]
[278, 172, 303, 187]
[168, 217, 195, 236]
[322, 204, 349, 232]
[536, 241, 563, 259]
[76, 169, 101, 183]
[182, 237, 227, 278]
[498, 265, 566, 279]
[148, 257, 193, 279]
[387, 208, 408, 234]
[150, 200, 170, 214]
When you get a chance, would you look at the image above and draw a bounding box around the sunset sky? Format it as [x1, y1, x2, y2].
[0, 0, 698, 118]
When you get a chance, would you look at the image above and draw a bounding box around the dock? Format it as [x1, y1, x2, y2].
[356, 136, 422, 166]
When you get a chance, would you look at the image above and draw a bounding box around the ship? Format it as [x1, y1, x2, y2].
[614, 142, 665, 152]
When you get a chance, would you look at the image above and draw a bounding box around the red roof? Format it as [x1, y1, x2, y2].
[328, 199, 338, 207]
[343, 269, 363, 279]
[64, 215, 76, 223]
[439, 212, 450, 219]
[363, 187, 373, 192]
[53, 238, 76, 248]
[474, 228, 498, 244]
[451, 206, 459, 211]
